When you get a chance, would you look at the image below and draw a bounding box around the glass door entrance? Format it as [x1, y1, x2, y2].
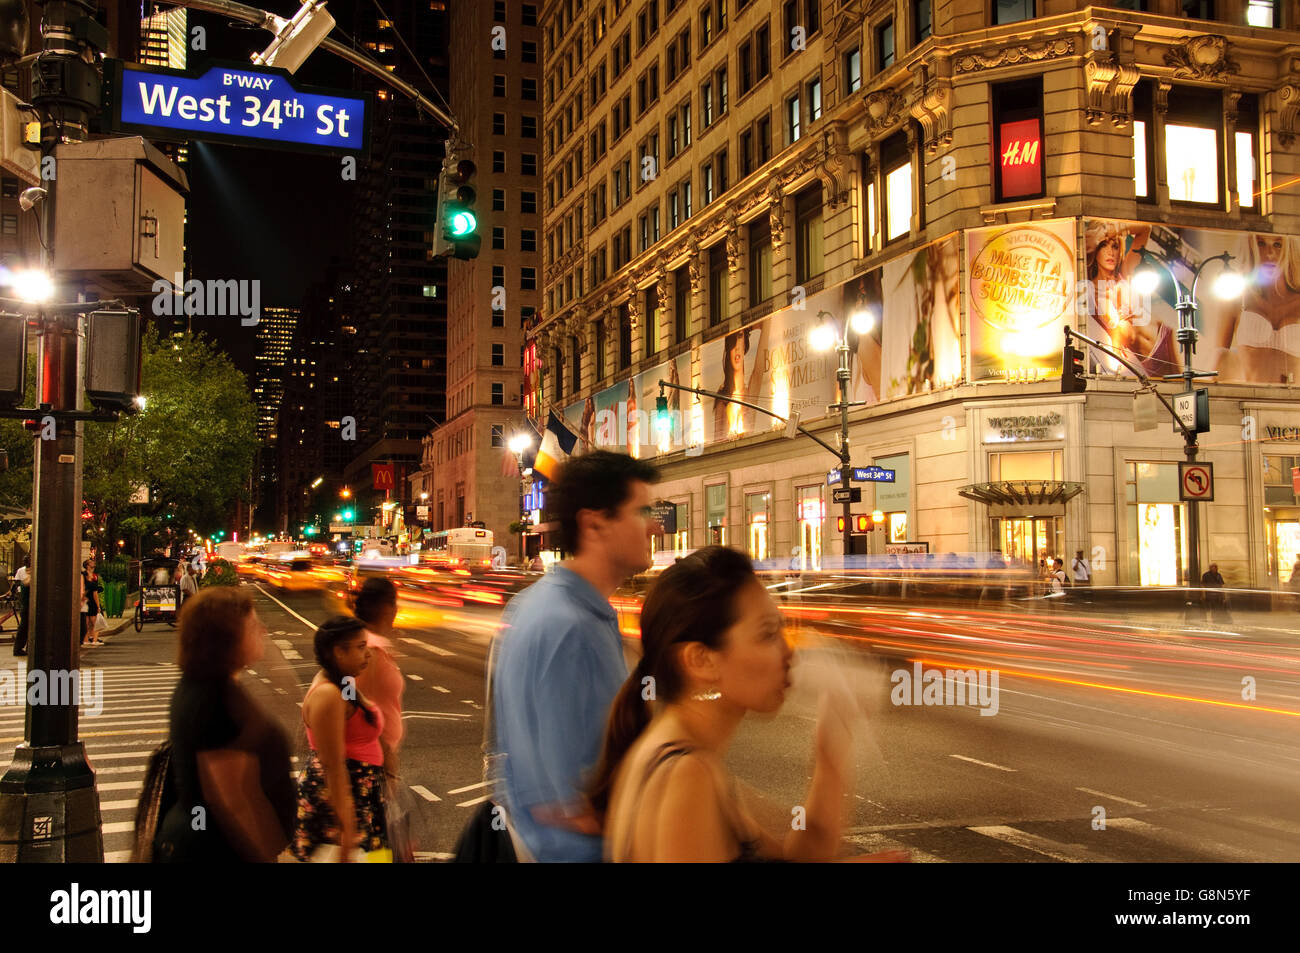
[993, 516, 1063, 571]
[1268, 516, 1300, 587]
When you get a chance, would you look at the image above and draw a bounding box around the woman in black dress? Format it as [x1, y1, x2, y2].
[154, 587, 296, 862]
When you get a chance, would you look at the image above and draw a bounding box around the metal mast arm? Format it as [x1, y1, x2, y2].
[657, 378, 843, 460]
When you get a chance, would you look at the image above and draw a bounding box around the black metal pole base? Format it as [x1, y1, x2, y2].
[0, 743, 104, 862]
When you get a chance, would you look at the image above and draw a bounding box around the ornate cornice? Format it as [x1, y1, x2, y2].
[863, 86, 908, 136]
[908, 57, 954, 155]
[1274, 83, 1299, 148]
[818, 120, 853, 209]
[954, 36, 1076, 73]
[766, 180, 785, 250]
[1163, 35, 1240, 81]
[1084, 40, 1141, 128]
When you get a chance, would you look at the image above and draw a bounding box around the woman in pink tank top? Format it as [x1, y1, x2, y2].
[292, 616, 389, 862]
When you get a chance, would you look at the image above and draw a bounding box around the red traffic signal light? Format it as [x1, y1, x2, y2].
[855, 515, 872, 532]
[1062, 341, 1087, 393]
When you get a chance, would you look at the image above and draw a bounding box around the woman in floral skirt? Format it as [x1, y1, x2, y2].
[292, 616, 389, 861]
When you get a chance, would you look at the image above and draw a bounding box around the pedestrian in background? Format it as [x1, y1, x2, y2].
[293, 616, 389, 862]
[589, 547, 885, 862]
[179, 564, 198, 604]
[81, 558, 104, 646]
[10, 556, 30, 656]
[1049, 557, 1068, 607]
[490, 451, 659, 862]
[1202, 563, 1231, 623]
[1071, 550, 1091, 586]
[154, 587, 295, 862]
[353, 577, 404, 778]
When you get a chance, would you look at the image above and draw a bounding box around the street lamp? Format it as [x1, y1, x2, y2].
[810, 307, 876, 559]
[1132, 252, 1242, 591]
[7, 268, 54, 303]
[508, 432, 535, 565]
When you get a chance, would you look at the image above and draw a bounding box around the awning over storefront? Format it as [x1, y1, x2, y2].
[958, 481, 1085, 507]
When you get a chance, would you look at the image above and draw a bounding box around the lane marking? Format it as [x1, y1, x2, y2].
[432, 685, 450, 694]
[1076, 787, 1148, 808]
[407, 674, 423, 681]
[399, 637, 455, 657]
[410, 785, 441, 802]
[254, 584, 322, 630]
[968, 825, 1096, 862]
[456, 794, 491, 808]
[447, 780, 491, 795]
[949, 755, 1017, 773]
[413, 851, 454, 861]
[1105, 816, 1258, 862]
[104, 850, 133, 863]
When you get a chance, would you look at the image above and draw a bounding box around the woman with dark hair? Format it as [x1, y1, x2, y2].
[292, 615, 389, 862]
[154, 588, 295, 862]
[353, 576, 404, 778]
[712, 330, 750, 439]
[589, 546, 875, 862]
[80, 558, 104, 646]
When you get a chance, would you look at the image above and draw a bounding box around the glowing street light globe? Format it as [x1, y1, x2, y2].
[508, 433, 532, 455]
[1131, 267, 1161, 297]
[810, 323, 837, 353]
[1212, 269, 1246, 300]
[11, 269, 53, 303]
[849, 308, 876, 336]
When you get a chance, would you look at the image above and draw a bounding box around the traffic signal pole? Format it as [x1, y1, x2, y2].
[0, 0, 106, 861]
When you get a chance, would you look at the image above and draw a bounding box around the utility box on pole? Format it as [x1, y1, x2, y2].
[51, 136, 187, 295]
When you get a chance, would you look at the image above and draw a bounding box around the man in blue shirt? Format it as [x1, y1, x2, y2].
[493, 451, 659, 862]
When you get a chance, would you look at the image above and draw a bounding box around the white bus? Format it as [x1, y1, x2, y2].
[422, 528, 494, 569]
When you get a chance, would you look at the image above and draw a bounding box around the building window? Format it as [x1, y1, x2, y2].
[876, 19, 894, 72]
[492, 188, 506, 212]
[645, 285, 662, 356]
[993, 78, 1045, 202]
[521, 267, 537, 289]
[522, 191, 538, 214]
[786, 93, 801, 144]
[492, 343, 505, 366]
[494, 0, 506, 22]
[739, 37, 754, 93]
[844, 47, 862, 94]
[745, 491, 770, 561]
[807, 79, 821, 122]
[492, 226, 506, 250]
[673, 264, 689, 342]
[913, 0, 932, 43]
[1, 213, 15, 236]
[492, 265, 505, 287]
[493, 310, 505, 329]
[618, 304, 632, 369]
[492, 113, 507, 135]
[707, 242, 728, 326]
[492, 150, 506, 173]
[491, 425, 505, 448]
[491, 382, 504, 405]
[703, 161, 715, 204]
[1132, 80, 1154, 201]
[682, 177, 693, 219]
[1246, 0, 1274, 26]
[793, 184, 824, 284]
[522, 154, 538, 175]
[523, 78, 538, 101]
[522, 115, 538, 138]
[715, 147, 728, 195]
[1166, 85, 1223, 205]
[701, 79, 715, 128]
[700, 3, 713, 46]
[748, 216, 771, 306]
[994, 0, 1034, 25]
[571, 336, 582, 393]
[756, 21, 770, 80]
[493, 74, 506, 97]
[795, 485, 823, 571]
[596, 325, 607, 380]
[882, 130, 913, 242]
[523, 40, 538, 62]
[1124, 461, 1189, 586]
[706, 483, 727, 545]
[1236, 94, 1260, 210]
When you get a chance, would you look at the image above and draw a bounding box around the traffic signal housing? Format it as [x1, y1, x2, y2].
[434, 158, 480, 260]
[1062, 340, 1087, 393]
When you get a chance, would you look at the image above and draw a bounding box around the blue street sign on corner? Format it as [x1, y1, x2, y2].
[106, 59, 371, 156]
[828, 467, 896, 485]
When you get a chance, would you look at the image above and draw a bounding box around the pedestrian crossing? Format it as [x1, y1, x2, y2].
[0, 662, 178, 862]
[843, 808, 1300, 862]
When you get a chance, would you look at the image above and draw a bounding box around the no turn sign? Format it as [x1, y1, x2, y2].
[1179, 462, 1214, 502]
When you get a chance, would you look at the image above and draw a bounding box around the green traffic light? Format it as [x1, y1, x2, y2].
[655, 395, 671, 434]
[449, 209, 476, 237]
[343, 509, 354, 521]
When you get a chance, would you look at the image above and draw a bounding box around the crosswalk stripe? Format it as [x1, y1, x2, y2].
[1076, 787, 1148, 808]
[1105, 817, 1258, 862]
[447, 780, 491, 795]
[844, 832, 946, 863]
[410, 785, 441, 802]
[399, 637, 455, 657]
[104, 849, 133, 862]
[968, 825, 1101, 862]
[101, 800, 139, 812]
[97, 780, 146, 791]
[456, 794, 490, 808]
[102, 821, 135, 835]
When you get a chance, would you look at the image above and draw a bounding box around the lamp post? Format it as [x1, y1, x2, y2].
[1132, 252, 1244, 592]
[810, 308, 875, 558]
[508, 433, 534, 566]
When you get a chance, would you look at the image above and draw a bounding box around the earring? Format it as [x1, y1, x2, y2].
[691, 687, 722, 702]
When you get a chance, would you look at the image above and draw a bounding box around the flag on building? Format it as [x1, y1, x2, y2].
[533, 411, 578, 481]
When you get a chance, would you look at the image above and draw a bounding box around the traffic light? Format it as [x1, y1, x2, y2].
[342, 508, 354, 521]
[655, 395, 671, 434]
[434, 158, 480, 260]
[855, 515, 872, 533]
[1062, 341, 1087, 393]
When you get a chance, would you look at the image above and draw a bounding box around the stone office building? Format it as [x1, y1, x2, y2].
[528, 0, 1300, 588]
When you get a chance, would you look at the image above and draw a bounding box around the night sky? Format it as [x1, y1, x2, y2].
[182, 9, 360, 376]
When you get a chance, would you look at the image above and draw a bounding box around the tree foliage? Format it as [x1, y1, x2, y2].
[82, 327, 258, 552]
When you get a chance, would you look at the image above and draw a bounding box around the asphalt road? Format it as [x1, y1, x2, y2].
[2, 578, 1298, 862]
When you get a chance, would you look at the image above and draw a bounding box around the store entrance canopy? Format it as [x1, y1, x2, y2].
[958, 481, 1085, 507]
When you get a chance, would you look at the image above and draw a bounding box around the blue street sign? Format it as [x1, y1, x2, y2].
[105, 59, 371, 156]
[828, 467, 896, 485]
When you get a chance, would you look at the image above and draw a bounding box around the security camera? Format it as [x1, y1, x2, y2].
[19, 187, 46, 212]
